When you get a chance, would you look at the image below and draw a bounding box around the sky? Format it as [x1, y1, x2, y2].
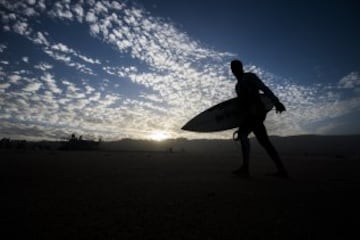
[0, 0, 359, 141]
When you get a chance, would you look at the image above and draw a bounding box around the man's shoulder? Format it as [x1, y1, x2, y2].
[244, 72, 258, 78]
[244, 72, 260, 82]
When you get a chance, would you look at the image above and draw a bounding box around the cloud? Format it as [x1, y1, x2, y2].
[0, 83, 11, 92]
[23, 81, 42, 92]
[339, 72, 360, 89]
[0, 6, 99, 76]
[48, 2, 73, 21]
[0, 43, 7, 52]
[50, 42, 100, 64]
[42, 44, 97, 75]
[44, 49, 71, 62]
[27, 0, 36, 5]
[52, 42, 73, 53]
[34, 62, 53, 71]
[94, 1, 108, 15]
[8, 74, 22, 84]
[24, 6, 36, 17]
[85, 10, 97, 23]
[22, 56, 29, 63]
[41, 72, 62, 94]
[85, 85, 95, 94]
[76, 54, 101, 65]
[12, 20, 31, 35]
[72, 3, 84, 22]
[89, 23, 100, 35]
[32, 31, 49, 46]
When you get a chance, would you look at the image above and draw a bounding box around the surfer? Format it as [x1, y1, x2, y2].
[231, 60, 288, 178]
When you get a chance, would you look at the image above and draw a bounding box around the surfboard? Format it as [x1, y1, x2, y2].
[182, 94, 274, 132]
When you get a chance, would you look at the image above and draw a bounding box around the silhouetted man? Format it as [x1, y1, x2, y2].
[231, 60, 288, 178]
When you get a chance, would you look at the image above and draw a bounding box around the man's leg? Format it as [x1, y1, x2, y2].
[253, 123, 288, 177]
[233, 128, 251, 177]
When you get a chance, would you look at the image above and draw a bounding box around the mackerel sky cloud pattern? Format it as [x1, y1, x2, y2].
[0, 0, 359, 140]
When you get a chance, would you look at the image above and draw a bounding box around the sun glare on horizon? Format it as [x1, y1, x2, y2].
[149, 131, 170, 141]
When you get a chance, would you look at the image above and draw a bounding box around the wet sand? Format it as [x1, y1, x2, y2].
[2, 149, 359, 239]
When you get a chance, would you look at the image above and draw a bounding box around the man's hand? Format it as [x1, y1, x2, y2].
[275, 101, 286, 113]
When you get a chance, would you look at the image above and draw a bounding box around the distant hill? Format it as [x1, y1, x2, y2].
[99, 135, 360, 157]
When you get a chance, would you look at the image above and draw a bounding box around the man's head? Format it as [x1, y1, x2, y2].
[231, 60, 243, 78]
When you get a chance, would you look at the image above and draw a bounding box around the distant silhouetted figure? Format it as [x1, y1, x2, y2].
[231, 60, 288, 178]
[71, 133, 77, 142]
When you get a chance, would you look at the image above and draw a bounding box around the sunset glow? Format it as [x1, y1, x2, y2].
[149, 131, 170, 141]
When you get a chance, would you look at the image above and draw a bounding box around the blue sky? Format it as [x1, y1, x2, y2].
[0, 0, 359, 140]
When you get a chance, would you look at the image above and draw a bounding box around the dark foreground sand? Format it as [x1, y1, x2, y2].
[1, 149, 359, 239]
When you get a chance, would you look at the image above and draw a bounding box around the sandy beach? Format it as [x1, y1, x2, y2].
[1, 138, 359, 239]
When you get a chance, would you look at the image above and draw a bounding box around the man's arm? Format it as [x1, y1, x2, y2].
[250, 73, 286, 113]
[249, 73, 278, 102]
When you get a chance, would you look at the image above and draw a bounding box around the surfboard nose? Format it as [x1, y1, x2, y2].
[182, 122, 211, 132]
[181, 122, 192, 131]
[182, 121, 203, 132]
